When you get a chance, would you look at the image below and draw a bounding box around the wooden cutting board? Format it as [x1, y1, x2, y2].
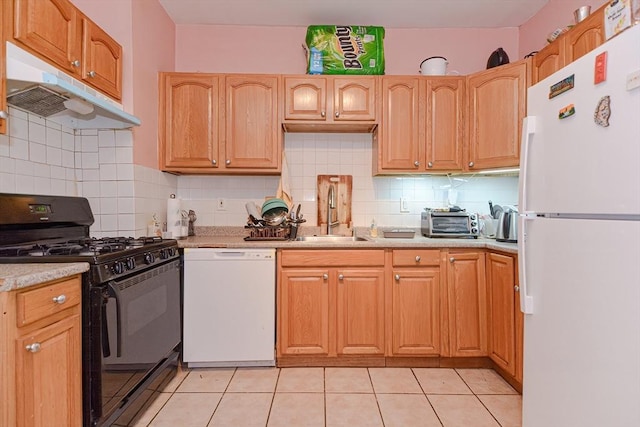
[317, 175, 352, 233]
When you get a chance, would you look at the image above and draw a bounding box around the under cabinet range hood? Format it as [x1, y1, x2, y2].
[5, 42, 140, 130]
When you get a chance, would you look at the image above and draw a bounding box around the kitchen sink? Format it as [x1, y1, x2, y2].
[295, 235, 368, 242]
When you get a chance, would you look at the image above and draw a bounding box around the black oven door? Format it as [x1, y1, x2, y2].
[89, 259, 181, 426]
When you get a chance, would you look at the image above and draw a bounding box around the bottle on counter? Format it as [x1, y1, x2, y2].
[370, 218, 378, 238]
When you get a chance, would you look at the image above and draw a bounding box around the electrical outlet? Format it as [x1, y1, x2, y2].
[400, 197, 410, 213]
[216, 198, 226, 211]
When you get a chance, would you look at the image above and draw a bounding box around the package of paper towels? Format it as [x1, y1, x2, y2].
[305, 25, 385, 75]
[167, 195, 186, 239]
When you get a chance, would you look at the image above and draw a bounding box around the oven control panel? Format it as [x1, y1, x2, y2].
[93, 244, 180, 283]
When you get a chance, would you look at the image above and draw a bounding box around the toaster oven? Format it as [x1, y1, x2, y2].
[421, 210, 479, 238]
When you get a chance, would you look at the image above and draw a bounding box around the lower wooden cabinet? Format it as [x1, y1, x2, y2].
[0, 274, 82, 427]
[486, 252, 517, 376]
[446, 250, 487, 357]
[387, 249, 443, 356]
[277, 250, 385, 359]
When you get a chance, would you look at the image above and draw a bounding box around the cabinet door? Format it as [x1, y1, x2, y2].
[424, 77, 465, 171]
[447, 251, 487, 357]
[378, 77, 421, 171]
[467, 60, 527, 170]
[486, 252, 516, 376]
[389, 268, 441, 355]
[1, 0, 7, 135]
[333, 77, 377, 121]
[159, 73, 220, 170]
[81, 18, 122, 100]
[13, 0, 81, 76]
[531, 40, 566, 85]
[284, 77, 327, 121]
[336, 268, 385, 355]
[16, 315, 82, 427]
[278, 269, 330, 356]
[514, 257, 524, 383]
[225, 75, 280, 169]
[564, 6, 604, 63]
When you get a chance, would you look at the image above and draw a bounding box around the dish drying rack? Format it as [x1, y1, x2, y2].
[244, 219, 306, 241]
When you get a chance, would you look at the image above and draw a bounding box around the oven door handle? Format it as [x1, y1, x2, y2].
[106, 281, 123, 357]
[101, 297, 111, 358]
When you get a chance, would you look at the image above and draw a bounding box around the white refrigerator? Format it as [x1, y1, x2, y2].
[519, 24, 640, 427]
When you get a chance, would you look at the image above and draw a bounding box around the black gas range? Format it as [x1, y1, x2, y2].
[0, 193, 181, 427]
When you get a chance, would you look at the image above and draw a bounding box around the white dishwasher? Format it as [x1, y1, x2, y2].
[183, 248, 276, 367]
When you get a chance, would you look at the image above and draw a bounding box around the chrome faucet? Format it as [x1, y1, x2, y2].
[327, 184, 339, 235]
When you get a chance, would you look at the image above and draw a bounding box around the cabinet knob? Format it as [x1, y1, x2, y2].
[338, 274, 344, 280]
[468, 161, 474, 168]
[394, 274, 400, 281]
[0, 110, 7, 120]
[449, 257, 455, 263]
[321, 111, 326, 118]
[212, 159, 217, 165]
[52, 294, 67, 304]
[71, 60, 80, 67]
[225, 159, 231, 165]
[427, 162, 433, 168]
[415, 255, 421, 263]
[87, 70, 96, 78]
[25, 343, 41, 353]
[323, 273, 329, 280]
[413, 160, 420, 167]
[514, 285, 520, 292]
[335, 111, 340, 118]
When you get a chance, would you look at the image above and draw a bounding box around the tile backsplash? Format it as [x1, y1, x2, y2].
[0, 109, 517, 236]
[177, 133, 519, 229]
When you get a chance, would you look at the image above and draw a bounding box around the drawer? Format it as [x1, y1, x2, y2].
[392, 249, 440, 266]
[280, 250, 385, 267]
[16, 276, 82, 327]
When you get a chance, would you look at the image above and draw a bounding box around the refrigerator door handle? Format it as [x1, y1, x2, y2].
[518, 213, 535, 314]
[518, 116, 536, 215]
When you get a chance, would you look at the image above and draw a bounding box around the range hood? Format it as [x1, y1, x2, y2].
[5, 42, 140, 130]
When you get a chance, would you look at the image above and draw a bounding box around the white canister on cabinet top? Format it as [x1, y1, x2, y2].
[420, 56, 448, 75]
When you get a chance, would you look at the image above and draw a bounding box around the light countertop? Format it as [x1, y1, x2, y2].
[0, 263, 89, 292]
[178, 227, 518, 254]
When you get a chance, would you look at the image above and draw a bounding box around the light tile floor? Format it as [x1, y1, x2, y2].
[115, 367, 521, 427]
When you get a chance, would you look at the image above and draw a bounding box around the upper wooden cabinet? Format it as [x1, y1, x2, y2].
[531, 3, 605, 85]
[11, 0, 123, 100]
[159, 73, 221, 172]
[375, 76, 464, 174]
[282, 75, 378, 132]
[159, 73, 281, 174]
[467, 60, 528, 171]
[81, 17, 122, 100]
[1, 0, 7, 135]
[225, 75, 281, 170]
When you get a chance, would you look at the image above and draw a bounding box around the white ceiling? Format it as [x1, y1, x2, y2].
[158, 0, 550, 29]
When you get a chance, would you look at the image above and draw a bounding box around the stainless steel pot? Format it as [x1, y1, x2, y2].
[496, 206, 518, 243]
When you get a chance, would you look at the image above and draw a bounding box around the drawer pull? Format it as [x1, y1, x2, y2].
[323, 273, 329, 280]
[52, 294, 67, 304]
[25, 343, 41, 353]
[338, 274, 344, 280]
[395, 274, 400, 281]
[449, 257, 455, 263]
[415, 255, 421, 263]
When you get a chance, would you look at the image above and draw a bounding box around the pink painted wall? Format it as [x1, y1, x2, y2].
[519, 0, 604, 57]
[70, 0, 175, 168]
[131, 0, 175, 168]
[175, 25, 520, 75]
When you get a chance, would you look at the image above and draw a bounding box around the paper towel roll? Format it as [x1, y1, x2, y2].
[167, 195, 183, 239]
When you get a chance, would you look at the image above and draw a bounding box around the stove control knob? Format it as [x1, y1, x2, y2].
[471, 227, 479, 234]
[159, 249, 168, 259]
[168, 247, 176, 257]
[144, 252, 156, 264]
[113, 261, 125, 275]
[125, 257, 136, 270]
